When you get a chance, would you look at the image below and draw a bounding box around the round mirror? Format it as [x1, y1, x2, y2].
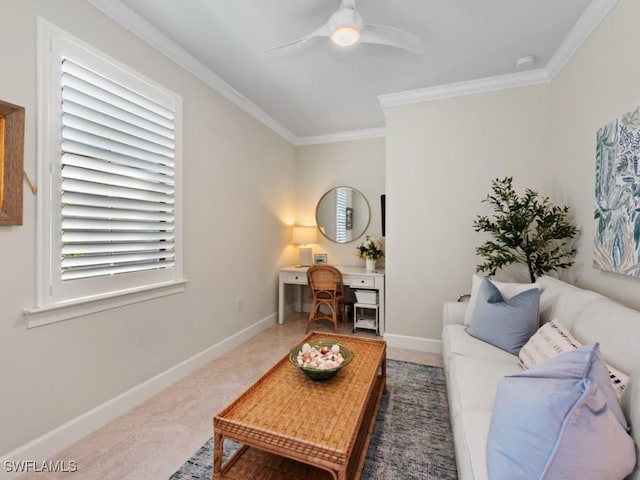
[316, 187, 370, 243]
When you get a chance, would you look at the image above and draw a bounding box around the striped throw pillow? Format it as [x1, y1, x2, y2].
[519, 319, 629, 400]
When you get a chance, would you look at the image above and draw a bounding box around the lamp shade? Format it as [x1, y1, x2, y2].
[292, 226, 317, 245]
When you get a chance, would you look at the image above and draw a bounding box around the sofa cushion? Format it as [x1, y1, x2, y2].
[442, 325, 520, 364]
[487, 344, 635, 480]
[571, 296, 640, 376]
[536, 275, 602, 329]
[463, 274, 539, 326]
[467, 277, 540, 354]
[452, 409, 492, 480]
[520, 318, 629, 400]
[447, 355, 522, 418]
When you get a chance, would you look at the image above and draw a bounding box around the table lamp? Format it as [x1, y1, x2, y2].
[292, 226, 317, 267]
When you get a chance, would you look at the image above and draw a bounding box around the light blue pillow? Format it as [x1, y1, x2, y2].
[466, 277, 540, 354]
[487, 344, 636, 480]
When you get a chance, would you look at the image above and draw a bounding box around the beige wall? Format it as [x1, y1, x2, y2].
[295, 137, 386, 267]
[549, 0, 640, 309]
[383, 85, 552, 340]
[0, 0, 296, 455]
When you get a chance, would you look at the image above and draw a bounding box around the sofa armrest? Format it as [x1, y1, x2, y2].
[443, 301, 467, 327]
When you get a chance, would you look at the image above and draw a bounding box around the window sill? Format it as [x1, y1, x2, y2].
[22, 279, 190, 328]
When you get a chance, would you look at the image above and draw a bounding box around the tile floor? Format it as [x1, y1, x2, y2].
[17, 313, 443, 480]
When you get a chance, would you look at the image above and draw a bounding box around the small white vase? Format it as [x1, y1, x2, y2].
[365, 258, 377, 273]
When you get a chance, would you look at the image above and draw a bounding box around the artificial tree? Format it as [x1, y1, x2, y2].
[473, 177, 579, 283]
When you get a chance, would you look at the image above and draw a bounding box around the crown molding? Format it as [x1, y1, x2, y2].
[295, 127, 386, 146]
[86, 0, 298, 145]
[545, 0, 618, 79]
[379, 69, 551, 108]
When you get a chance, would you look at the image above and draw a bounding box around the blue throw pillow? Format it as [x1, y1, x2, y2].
[466, 277, 540, 354]
[487, 344, 635, 480]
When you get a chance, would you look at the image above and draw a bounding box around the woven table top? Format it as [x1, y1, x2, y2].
[214, 332, 386, 468]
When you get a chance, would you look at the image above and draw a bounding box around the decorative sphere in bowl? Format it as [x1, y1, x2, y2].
[288, 339, 354, 380]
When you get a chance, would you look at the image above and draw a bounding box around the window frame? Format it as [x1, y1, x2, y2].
[27, 19, 186, 327]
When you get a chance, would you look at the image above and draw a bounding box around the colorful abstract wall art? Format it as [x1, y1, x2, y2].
[594, 106, 640, 276]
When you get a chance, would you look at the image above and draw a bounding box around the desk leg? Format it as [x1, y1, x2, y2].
[378, 282, 385, 336]
[294, 284, 302, 313]
[278, 278, 284, 324]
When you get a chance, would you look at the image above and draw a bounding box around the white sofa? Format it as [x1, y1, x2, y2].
[442, 275, 640, 480]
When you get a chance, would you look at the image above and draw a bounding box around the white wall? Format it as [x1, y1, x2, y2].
[0, 0, 296, 456]
[383, 85, 552, 341]
[295, 137, 386, 266]
[549, 0, 640, 309]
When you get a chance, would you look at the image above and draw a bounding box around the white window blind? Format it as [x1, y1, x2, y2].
[60, 59, 176, 281]
[34, 20, 184, 316]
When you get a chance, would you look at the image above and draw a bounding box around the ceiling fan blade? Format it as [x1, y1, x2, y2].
[360, 24, 423, 54]
[264, 23, 331, 54]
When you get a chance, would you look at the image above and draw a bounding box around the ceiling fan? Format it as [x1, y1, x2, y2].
[264, 0, 423, 54]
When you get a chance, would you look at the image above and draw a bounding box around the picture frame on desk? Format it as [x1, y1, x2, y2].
[314, 253, 328, 265]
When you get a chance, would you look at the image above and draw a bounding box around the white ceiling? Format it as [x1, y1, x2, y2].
[88, 0, 615, 144]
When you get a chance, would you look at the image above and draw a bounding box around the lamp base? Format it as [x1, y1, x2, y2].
[298, 246, 312, 267]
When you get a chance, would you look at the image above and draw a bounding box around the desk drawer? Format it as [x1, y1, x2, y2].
[346, 275, 375, 288]
[284, 272, 307, 284]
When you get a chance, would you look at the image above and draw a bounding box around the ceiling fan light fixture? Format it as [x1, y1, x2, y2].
[330, 25, 361, 47]
[264, 1, 421, 55]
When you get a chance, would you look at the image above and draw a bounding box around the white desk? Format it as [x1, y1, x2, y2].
[278, 265, 385, 335]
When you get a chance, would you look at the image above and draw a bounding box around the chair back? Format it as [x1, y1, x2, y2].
[307, 265, 343, 296]
[306, 265, 346, 332]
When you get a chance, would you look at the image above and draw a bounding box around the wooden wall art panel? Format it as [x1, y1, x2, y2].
[0, 100, 25, 225]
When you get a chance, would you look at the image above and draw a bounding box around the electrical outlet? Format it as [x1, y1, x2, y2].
[236, 298, 244, 311]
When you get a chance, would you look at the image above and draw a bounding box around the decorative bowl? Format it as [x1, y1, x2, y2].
[288, 339, 354, 381]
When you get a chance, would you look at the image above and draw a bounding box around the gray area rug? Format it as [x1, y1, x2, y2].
[169, 360, 458, 480]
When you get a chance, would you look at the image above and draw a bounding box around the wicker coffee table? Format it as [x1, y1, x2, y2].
[213, 332, 387, 480]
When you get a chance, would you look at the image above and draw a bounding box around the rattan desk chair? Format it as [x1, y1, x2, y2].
[306, 265, 346, 333]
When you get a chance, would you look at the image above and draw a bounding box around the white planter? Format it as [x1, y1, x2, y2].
[365, 258, 377, 273]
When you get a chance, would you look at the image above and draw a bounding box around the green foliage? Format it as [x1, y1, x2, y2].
[473, 177, 579, 283]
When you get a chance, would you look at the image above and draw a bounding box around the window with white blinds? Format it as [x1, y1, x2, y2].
[36, 21, 183, 310]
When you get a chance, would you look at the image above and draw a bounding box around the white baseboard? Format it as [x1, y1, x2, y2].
[383, 333, 442, 353]
[0, 313, 276, 480]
